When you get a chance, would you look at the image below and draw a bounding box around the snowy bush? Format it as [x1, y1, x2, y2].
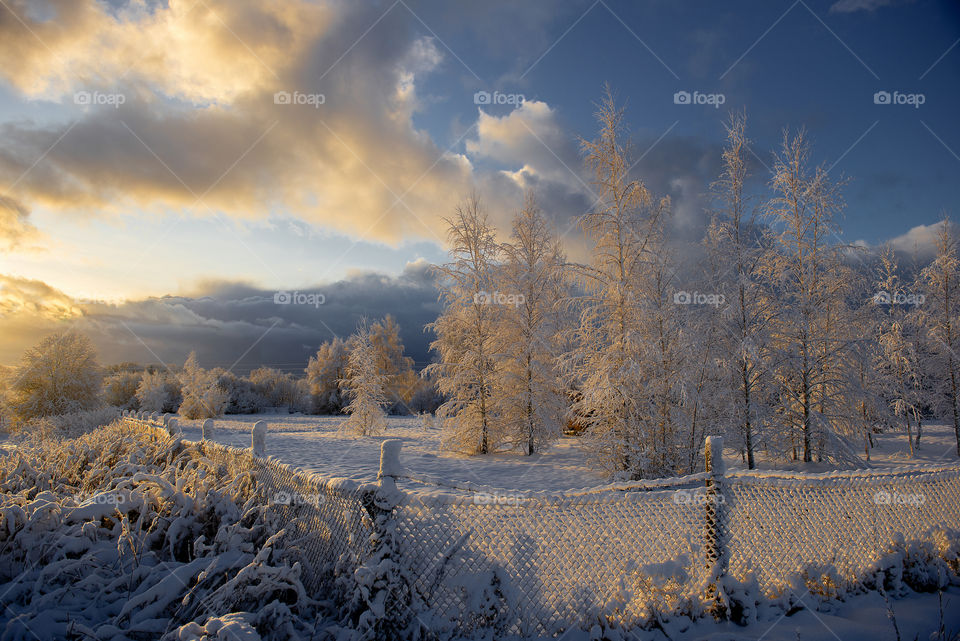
[7, 332, 102, 422]
[0, 422, 327, 640]
[179, 353, 228, 420]
[102, 370, 143, 410]
[137, 371, 181, 414]
[19, 406, 121, 440]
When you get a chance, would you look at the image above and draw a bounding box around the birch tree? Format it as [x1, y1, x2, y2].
[306, 337, 349, 414]
[497, 192, 567, 454]
[920, 217, 960, 457]
[340, 320, 389, 436]
[9, 332, 102, 422]
[874, 244, 923, 455]
[762, 129, 856, 463]
[425, 194, 502, 454]
[564, 87, 681, 478]
[705, 111, 776, 469]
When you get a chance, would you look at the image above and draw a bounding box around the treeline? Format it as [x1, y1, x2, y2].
[426, 88, 960, 478]
[0, 315, 442, 429]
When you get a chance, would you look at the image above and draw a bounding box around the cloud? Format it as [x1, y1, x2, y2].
[828, 0, 914, 13]
[0, 0, 474, 245]
[0, 264, 441, 370]
[0, 195, 40, 249]
[887, 219, 955, 261]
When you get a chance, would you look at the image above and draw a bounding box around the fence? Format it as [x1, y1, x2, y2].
[119, 414, 960, 636]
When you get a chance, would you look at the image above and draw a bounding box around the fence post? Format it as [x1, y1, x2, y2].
[704, 435, 728, 616]
[202, 418, 214, 441]
[350, 439, 413, 637]
[252, 421, 267, 457]
[378, 439, 403, 491]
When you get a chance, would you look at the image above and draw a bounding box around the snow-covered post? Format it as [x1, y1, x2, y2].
[166, 418, 180, 436]
[202, 418, 214, 441]
[350, 439, 413, 638]
[252, 421, 267, 457]
[704, 435, 728, 615]
[378, 439, 403, 491]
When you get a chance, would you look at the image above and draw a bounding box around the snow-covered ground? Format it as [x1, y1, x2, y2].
[175, 413, 609, 490]
[2, 416, 959, 640]
[622, 586, 960, 640]
[174, 413, 960, 490]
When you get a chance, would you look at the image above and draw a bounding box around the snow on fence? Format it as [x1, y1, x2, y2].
[119, 416, 960, 635]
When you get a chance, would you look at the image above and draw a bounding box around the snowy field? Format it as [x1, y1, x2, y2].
[174, 413, 960, 489]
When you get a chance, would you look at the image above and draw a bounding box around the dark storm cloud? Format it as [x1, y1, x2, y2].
[1, 263, 441, 373]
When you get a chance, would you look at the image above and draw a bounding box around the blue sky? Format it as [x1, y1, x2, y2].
[0, 0, 957, 367]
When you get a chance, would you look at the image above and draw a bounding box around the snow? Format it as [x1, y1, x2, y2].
[2, 416, 958, 640]
[174, 413, 610, 491]
[174, 414, 960, 491]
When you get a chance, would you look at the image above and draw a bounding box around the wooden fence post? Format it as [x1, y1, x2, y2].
[704, 435, 728, 616]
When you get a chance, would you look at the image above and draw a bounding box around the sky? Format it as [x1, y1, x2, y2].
[0, 0, 958, 371]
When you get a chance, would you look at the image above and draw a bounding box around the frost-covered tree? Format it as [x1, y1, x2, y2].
[340, 320, 388, 436]
[425, 194, 502, 454]
[564, 87, 685, 479]
[249, 367, 300, 409]
[9, 332, 102, 422]
[874, 244, 924, 455]
[705, 111, 776, 469]
[178, 352, 228, 420]
[369, 315, 417, 413]
[102, 370, 143, 410]
[136, 371, 170, 413]
[212, 369, 266, 414]
[920, 217, 960, 457]
[305, 337, 349, 414]
[762, 129, 860, 463]
[496, 192, 567, 454]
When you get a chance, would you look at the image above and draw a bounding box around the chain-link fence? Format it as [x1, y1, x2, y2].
[120, 415, 960, 635]
[121, 415, 372, 592]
